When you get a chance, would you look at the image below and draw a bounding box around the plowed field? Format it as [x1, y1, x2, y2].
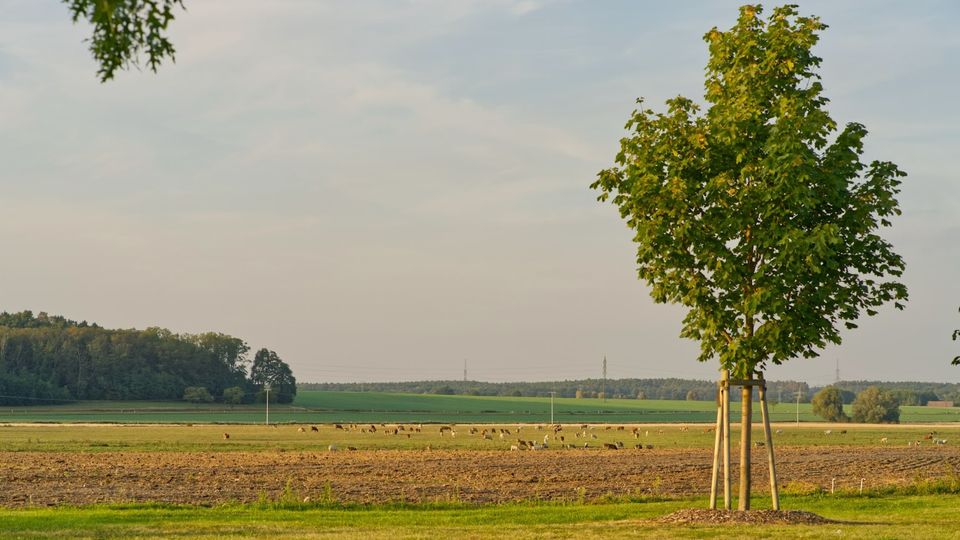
[3, 445, 958, 507]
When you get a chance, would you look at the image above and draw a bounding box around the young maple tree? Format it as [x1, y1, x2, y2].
[591, 4, 907, 509]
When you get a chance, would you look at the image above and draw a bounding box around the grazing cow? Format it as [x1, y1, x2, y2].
[327, 444, 338, 452]
[311, 426, 319, 432]
[616, 441, 624, 448]
[298, 427, 306, 433]
[935, 439, 948, 445]
[645, 444, 654, 450]
[824, 430, 832, 435]
[603, 443, 619, 450]
[924, 434, 934, 440]
[347, 446, 358, 451]
[369, 425, 377, 432]
[617, 426, 625, 431]
[510, 445, 520, 451]
[754, 441, 765, 448]
[222, 433, 230, 440]
[775, 429, 783, 435]
[839, 430, 847, 435]
[543, 435, 550, 444]
[483, 433, 493, 441]
[880, 437, 889, 443]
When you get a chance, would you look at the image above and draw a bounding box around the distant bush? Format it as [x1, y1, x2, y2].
[851, 386, 900, 423]
[812, 387, 849, 422]
[183, 386, 214, 403]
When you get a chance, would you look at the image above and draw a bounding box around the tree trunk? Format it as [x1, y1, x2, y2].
[738, 381, 752, 510]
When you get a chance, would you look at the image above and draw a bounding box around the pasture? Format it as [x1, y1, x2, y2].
[2, 390, 959, 424]
[2, 421, 960, 537]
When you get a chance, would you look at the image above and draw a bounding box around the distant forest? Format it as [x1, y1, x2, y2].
[303, 378, 960, 406]
[0, 311, 296, 405]
[300, 378, 812, 403]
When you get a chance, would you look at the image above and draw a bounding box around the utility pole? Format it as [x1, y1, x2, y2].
[795, 388, 802, 428]
[463, 359, 467, 382]
[834, 358, 840, 384]
[549, 391, 556, 424]
[601, 355, 607, 402]
[265, 382, 271, 426]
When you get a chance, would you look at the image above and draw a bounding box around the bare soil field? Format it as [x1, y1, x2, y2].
[2, 445, 959, 507]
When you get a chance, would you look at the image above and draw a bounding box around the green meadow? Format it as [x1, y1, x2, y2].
[0, 390, 958, 424]
[1, 494, 959, 539]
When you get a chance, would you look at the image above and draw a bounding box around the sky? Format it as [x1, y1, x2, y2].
[0, 1, 957, 386]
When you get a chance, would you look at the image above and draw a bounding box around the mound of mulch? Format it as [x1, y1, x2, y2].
[657, 508, 834, 525]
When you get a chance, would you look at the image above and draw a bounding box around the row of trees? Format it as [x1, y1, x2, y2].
[300, 378, 811, 403]
[812, 386, 901, 423]
[809, 381, 957, 406]
[0, 311, 296, 405]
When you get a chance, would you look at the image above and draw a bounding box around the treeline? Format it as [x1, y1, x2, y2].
[0, 311, 296, 405]
[811, 381, 960, 406]
[299, 378, 812, 403]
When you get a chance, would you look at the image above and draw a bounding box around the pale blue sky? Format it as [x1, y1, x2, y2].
[0, 1, 957, 384]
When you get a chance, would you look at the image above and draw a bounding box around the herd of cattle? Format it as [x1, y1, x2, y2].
[216, 423, 951, 450]
[218, 422, 677, 450]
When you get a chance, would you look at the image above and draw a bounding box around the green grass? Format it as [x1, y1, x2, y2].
[0, 391, 957, 424]
[1, 494, 959, 538]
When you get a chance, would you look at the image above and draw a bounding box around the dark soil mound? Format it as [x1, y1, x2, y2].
[658, 508, 834, 525]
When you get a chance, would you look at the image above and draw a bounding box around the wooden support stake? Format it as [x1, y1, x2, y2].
[721, 369, 731, 510]
[709, 386, 723, 509]
[758, 377, 780, 510]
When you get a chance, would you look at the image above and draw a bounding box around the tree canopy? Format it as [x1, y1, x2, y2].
[811, 386, 848, 422]
[592, 4, 907, 380]
[250, 348, 297, 404]
[0, 310, 293, 405]
[851, 386, 900, 424]
[65, 0, 186, 82]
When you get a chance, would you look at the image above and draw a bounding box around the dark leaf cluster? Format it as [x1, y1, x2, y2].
[65, 0, 185, 81]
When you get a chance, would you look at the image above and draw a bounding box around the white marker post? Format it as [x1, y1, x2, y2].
[265, 382, 271, 426]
